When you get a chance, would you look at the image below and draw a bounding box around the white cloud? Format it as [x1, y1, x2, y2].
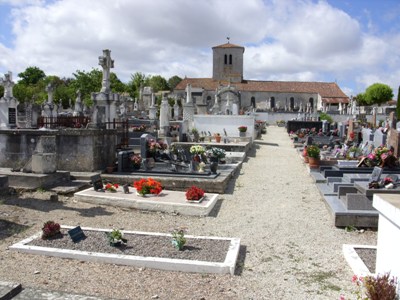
[0, 0, 398, 98]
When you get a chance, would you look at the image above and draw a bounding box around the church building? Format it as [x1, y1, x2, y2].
[174, 41, 349, 114]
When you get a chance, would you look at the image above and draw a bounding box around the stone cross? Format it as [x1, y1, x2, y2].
[45, 83, 55, 103]
[0, 71, 15, 99]
[98, 49, 114, 93]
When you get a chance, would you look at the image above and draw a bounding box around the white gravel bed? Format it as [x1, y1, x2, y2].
[0, 126, 377, 299]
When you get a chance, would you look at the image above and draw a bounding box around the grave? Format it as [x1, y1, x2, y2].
[75, 186, 219, 216]
[10, 226, 241, 275]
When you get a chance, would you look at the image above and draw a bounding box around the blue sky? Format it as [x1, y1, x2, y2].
[0, 0, 399, 98]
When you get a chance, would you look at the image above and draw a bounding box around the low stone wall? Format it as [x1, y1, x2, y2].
[0, 128, 116, 172]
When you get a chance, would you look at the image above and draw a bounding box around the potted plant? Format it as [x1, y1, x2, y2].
[238, 126, 247, 137]
[306, 145, 320, 168]
[42, 221, 61, 240]
[185, 186, 205, 202]
[206, 147, 226, 173]
[171, 228, 186, 251]
[214, 133, 221, 143]
[107, 229, 127, 247]
[133, 177, 163, 196]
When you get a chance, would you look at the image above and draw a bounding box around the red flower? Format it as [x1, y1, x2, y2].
[186, 186, 205, 200]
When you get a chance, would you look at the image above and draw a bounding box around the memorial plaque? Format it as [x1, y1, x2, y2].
[90, 174, 103, 191]
[370, 166, 383, 182]
[68, 226, 85, 243]
[8, 108, 16, 125]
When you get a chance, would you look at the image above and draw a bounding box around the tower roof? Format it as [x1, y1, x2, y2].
[212, 42, 245, 51]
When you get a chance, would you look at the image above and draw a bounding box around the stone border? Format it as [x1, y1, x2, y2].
[10, 226, 241, 275]
[342, 244, 376, 276]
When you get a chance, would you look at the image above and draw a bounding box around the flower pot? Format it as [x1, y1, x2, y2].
[209, 158, 218, 174]
[308, 157, 320, 168]
[186, 196, 205, 204]
[215, 136, 221, 143]
[106, 166, 114, 173]
[239, 131, 246, 137]
[304, 156, 309, 163]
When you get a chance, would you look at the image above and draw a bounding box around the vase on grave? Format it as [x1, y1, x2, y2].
[308, 157, 320, 168]
[239, 131, 246, 137]
[209, 157, 218, 174]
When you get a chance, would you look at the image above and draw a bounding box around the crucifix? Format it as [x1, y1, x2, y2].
[98, 49, 114, 93]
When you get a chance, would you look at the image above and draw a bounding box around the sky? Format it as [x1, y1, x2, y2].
[0, 0, 399, 98]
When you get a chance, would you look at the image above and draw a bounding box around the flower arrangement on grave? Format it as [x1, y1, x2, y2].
[306, 145, 320, 159]
[105, 183, 119, 192]
[185, 186, 205, 201]
[131, 124, 146, 132]
[190, 145, 205, 155]
[361, 146, 398, 168]
[133, 178, 163, 196]
[206, 147, 226, 160]
[130, 154, 142, 168]
[170, 125, 180, 131]
[171, 228, 187, 251]
[147, 138, 168, 154]
[107, 229, 127, 247]
[42, 221, 61, 240]
[238, 126, 247, 132]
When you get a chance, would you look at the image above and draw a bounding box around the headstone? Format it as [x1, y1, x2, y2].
[159, 94, 170, 136]
[149, 93, 157, 120]
[0, 71, 18, 128]
[90, 174, 103, 191]
[370, 166, 383, 182]
[373, 129, 387, 148]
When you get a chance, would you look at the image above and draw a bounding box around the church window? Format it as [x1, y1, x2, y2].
[224, 54, 227, 65]
[251, 97, 256, 108]
[290, 97, 294, 109]
[270, 97, 275, 108]
[229, 54, 232, 65]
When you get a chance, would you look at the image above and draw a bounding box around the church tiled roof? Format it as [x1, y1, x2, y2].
[175, 78, 348, 99]
[212, 42, 244, 49]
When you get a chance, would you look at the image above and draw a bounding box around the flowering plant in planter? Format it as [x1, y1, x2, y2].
[171, 228, 187, 251]
[133, 178, 163, 196]
[185, 186, 205, 201]
[306, 145, 320, 159]
[42, 221, 61, 239]
[105, 183, 119, 192]
[107, 229, 127, 246]
[206, 147, 226, 159]
[190, 145, 205, 155]
[238, 126, 247, 132]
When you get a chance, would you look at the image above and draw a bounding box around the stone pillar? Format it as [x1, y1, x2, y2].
[159, 94, 170, 136]
[149, 93, 157, 120]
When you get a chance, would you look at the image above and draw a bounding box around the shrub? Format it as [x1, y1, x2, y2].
[42, 221, 61, 239]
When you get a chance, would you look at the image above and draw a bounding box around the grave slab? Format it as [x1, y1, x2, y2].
[75, 187, 219, 216]
[342, 244, 376, 276]
[10, 226, 240, 275]
[0, 281, 22, 299]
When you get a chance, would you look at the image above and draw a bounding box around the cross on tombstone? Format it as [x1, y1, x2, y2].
[0, 72, 15, 99]
[99, 49, 114, 93]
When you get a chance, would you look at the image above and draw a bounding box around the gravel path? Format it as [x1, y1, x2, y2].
[0, 126, 377, 299]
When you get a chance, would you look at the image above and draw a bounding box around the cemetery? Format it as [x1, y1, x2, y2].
[0, 48, 400, 298]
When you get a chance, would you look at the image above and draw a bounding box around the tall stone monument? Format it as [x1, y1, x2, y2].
[0, 72, 18, 129]
[159, 93, 170, 136]
[91, 49, 120, 128]
[72, 90, 84, 117]
[149, 93, 157, 120]
[183, 84, 194, 126]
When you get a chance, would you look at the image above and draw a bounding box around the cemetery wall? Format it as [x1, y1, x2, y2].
[0, 129, 116, 172]
[193, 115, 256, 139]
[254, 112, 382, 124]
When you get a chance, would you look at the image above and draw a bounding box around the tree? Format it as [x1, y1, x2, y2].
[168, 75, 182, 91]
[355, 93, 368, 106]
[364, 83, 393, 106]
[128, 72, 149, 99]
[18, 66, 46, 85]
[70, 69, 102, 105]
[110, 73, 127, 94]
[148, 75, 169, 93]
[396, 85, 400, 119]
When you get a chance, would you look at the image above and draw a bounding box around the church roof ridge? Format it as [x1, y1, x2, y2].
[212, 42, 244, 49]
